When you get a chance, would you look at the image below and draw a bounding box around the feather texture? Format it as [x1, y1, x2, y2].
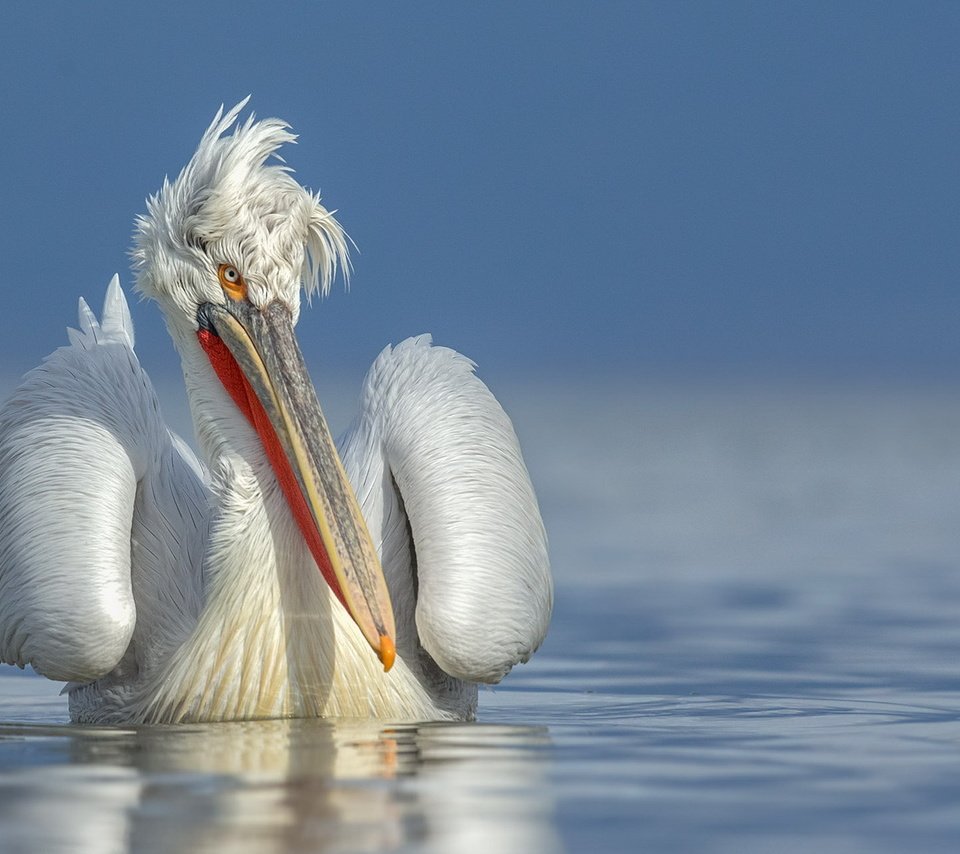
[339, 336, 552, 684]
[0, 284, 206, 684]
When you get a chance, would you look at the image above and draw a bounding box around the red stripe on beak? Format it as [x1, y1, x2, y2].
[197, 328, 349, 610]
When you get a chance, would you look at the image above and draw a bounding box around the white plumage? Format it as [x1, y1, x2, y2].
[0, 102, 551, 723]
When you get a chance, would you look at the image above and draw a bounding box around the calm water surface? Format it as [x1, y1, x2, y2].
[2, 381, 960, 853]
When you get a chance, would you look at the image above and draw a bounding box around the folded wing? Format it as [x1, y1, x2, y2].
[340, 336, 552, 685]
[0, 279, 205, 683]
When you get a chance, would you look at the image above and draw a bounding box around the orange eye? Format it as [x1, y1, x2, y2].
[217, 264, 247, 300]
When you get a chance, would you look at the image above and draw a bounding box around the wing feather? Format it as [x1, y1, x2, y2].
[0, 281, 194, 682]
[340, 336, 552, 684]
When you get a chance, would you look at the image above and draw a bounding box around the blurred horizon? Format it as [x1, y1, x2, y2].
[1, 3, 959, 387]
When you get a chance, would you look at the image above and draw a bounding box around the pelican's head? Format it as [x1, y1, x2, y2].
[133, 97, 347, 328]
[132, 100, 395, 672]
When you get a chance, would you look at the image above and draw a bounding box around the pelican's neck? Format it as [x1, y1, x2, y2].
[171, 324, 266, 476]
[167, 321, 326, 610]
[139, 322, 338, 721]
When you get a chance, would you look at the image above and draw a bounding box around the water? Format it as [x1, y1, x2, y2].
[3, 380, 960, 852]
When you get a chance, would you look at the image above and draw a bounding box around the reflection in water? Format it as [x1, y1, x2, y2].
[0, 718, 558, 854]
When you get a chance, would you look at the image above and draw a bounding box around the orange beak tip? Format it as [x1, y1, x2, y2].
[379, 635, 396, 672]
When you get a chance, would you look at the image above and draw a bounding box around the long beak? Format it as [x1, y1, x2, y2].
[197, 299, 396, 671]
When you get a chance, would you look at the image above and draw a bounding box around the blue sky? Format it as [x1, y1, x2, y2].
[1, 3, 959, 385]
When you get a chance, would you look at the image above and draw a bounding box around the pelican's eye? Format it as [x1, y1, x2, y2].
[217, 264, 246, 300]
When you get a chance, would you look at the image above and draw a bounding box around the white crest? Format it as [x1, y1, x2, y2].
[132, 98, 349, 315]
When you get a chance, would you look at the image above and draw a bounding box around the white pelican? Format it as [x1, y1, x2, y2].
[0, 102, 552, 724]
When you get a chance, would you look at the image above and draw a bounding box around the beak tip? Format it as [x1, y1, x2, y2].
[378, 634, 396, 672]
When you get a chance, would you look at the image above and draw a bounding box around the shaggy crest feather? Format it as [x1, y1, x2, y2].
[132, 98, 349, 308]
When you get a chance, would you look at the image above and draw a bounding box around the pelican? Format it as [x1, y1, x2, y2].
[0, 102, 551, 724]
